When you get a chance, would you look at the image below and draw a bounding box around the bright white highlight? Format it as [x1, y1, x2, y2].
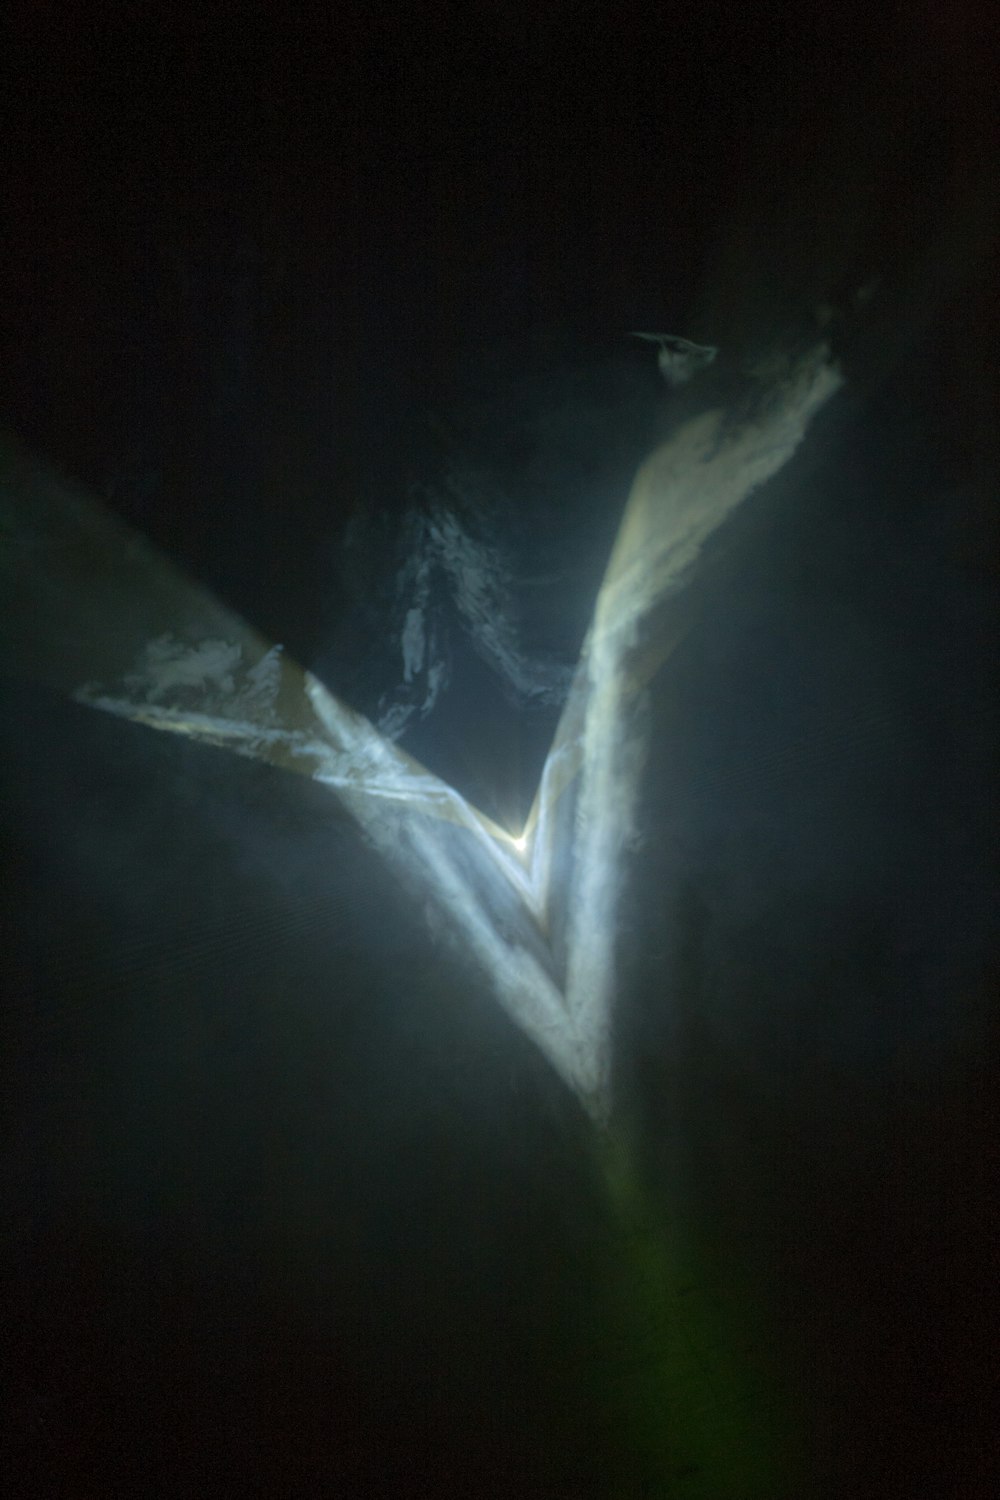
[2, 344, 841, 1123]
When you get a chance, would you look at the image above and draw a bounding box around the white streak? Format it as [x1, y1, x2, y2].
[62, 344, 841, 1124]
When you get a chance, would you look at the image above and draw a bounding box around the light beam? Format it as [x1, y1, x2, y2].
[0, 344, 841, 1122]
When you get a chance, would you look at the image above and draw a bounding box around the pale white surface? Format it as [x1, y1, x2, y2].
[72, 345, 841, 1121]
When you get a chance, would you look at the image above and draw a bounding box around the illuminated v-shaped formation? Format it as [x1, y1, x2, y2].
[0, 347, 840, 1121]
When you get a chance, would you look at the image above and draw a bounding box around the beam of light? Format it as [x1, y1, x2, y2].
[549, 345, 843, 1111]
[0, 345, 840, 1123]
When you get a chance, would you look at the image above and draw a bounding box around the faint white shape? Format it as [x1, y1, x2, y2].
[124, 635, 243, 704]
[428, 503, 571, 706]
[401, 607, 425, 683]
[630, 331, 718, 387]
[239, 644, 283, 723]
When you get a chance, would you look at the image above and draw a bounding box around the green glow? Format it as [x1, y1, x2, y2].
[592, 1125, 802, 1498]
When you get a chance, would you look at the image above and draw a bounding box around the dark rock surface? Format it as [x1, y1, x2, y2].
[3, 6, 996, 1496]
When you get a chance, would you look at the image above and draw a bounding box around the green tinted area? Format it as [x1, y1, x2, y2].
[590, 1125, 801, 1499]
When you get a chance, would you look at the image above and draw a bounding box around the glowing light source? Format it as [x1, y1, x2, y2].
[1, 344, 841, 1124]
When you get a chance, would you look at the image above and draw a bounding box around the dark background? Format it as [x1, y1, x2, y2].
[3, 4, 998, 1496]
